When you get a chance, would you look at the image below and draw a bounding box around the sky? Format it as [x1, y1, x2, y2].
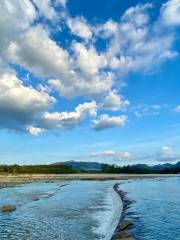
[0, 0, 180, 165]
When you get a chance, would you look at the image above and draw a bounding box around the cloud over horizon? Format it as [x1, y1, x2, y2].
[90, 150, 132, 160]
[158, 146, 180, 162]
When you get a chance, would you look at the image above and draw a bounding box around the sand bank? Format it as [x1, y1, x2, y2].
[0, 173, 179, 188]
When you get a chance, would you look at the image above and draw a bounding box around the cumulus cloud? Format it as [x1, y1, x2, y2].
[98, 20, 118, 38]
[8, 24, 112, 99]
[175, 105, 180, 112]
[72, 42, 107, 77]
[102, 2, 178, 74]
[8, 25, 70, 80]
[0, 72, 55, 131]
[41, 101, 97, 130]
[49, 71, 113, 99]
[90, 150, 132, 160]
[26, 126, 45, 136]
[0, 0, 180, 134]
[90, 150, 116, 157]
[161, 0, 180, 26]
[67, 16, 93, 40]
[158, 145, 180, 162]
[93, 114, 126, 131]
[31, 0, 58, 20]
[49, 41, 111, 98]
[0, 0, 36, 67]
[3, 0, 179, 99]
[102, 90, 130, 111]
[31, 0, 68, 20]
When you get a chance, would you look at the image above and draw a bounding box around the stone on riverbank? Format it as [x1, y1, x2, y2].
[0, 205, 16, 212]
[114, 230, 134, 239]
[120, 219, 133, 231]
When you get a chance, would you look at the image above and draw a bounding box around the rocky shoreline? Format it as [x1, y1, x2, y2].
[112, 183, 135, 240]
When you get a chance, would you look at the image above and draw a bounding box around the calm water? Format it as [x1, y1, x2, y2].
[120, 177, 180, 240]
[0, 177, 179, 240]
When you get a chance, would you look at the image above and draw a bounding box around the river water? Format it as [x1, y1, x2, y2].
[0, 177, 179, 240]
[119, 177, 180, 240]
[0, 181, 122, 240]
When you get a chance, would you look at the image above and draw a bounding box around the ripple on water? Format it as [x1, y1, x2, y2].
[0, 181, 121, 240]
[120, 177, 180, 240]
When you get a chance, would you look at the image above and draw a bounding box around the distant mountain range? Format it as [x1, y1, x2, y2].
[52, 160, 180, 173]
[52, 161, 106, 171]
[0, 161, 179, 175]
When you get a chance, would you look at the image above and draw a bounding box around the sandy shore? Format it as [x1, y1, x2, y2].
[0, 173, 179, 181]
[0, 173, 179, 188]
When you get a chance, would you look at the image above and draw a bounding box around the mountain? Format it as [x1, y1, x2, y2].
[52, 161, 106, 171]
[102, 161, 180, 174]
[52, 161, 180, 173]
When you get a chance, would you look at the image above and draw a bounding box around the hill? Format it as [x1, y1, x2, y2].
[52, 160, 105, 171]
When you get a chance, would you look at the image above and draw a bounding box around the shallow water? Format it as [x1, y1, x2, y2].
[120, 177, 180, 240]
[0, 177, 179, 240]
[0, 181, 122, 240]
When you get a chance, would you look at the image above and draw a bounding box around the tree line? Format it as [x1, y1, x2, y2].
[0, 164, 79, 174]
[0, 162, 179, 174]
[101, 163, 180, 174]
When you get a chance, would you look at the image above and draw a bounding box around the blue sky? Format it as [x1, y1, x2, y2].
[0, 0, 180, 165]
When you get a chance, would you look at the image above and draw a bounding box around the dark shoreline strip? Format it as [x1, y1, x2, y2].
[112, 183, 135, 240]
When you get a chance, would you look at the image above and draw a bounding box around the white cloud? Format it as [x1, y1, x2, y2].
[93, 114, 126, 131]
[3, 1, 178, 103]
[8, 25, 112, 99]
[0, 72, 100, 134]
[0, 0, 36, 31]
[175, 105, 180, 112]
[90, 150, 116, 157]
[41, 101, 97, 130]
[7, 25, 70, 79]
[26, 126, 45, 136]
[103, 2, 178, 74]
[133, 104, 163, 117]
[48, 40, 112, 98]
[158, 145, 180, 161]
[102, 90, 130, 111]
[90, 150, 132, 160]
[49, 42, 111, 98]
[0, 72, 55, 131]
[161, 0, 180, 26]
[67, 16, 93, 39]
[0, 0, 180, 135]
[0, 0, 36, 67]
[118, 151, 132, 160]
[72, 42, 107, 77]
[32, 0, 57, 20]
[97, 20, 118, 38]
[49, 71, 113, 99]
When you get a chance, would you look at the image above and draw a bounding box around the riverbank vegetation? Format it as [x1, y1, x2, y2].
[101, 162, 180, 174]
[0, 161, 179, 174]
[0, 164, 79, 174]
